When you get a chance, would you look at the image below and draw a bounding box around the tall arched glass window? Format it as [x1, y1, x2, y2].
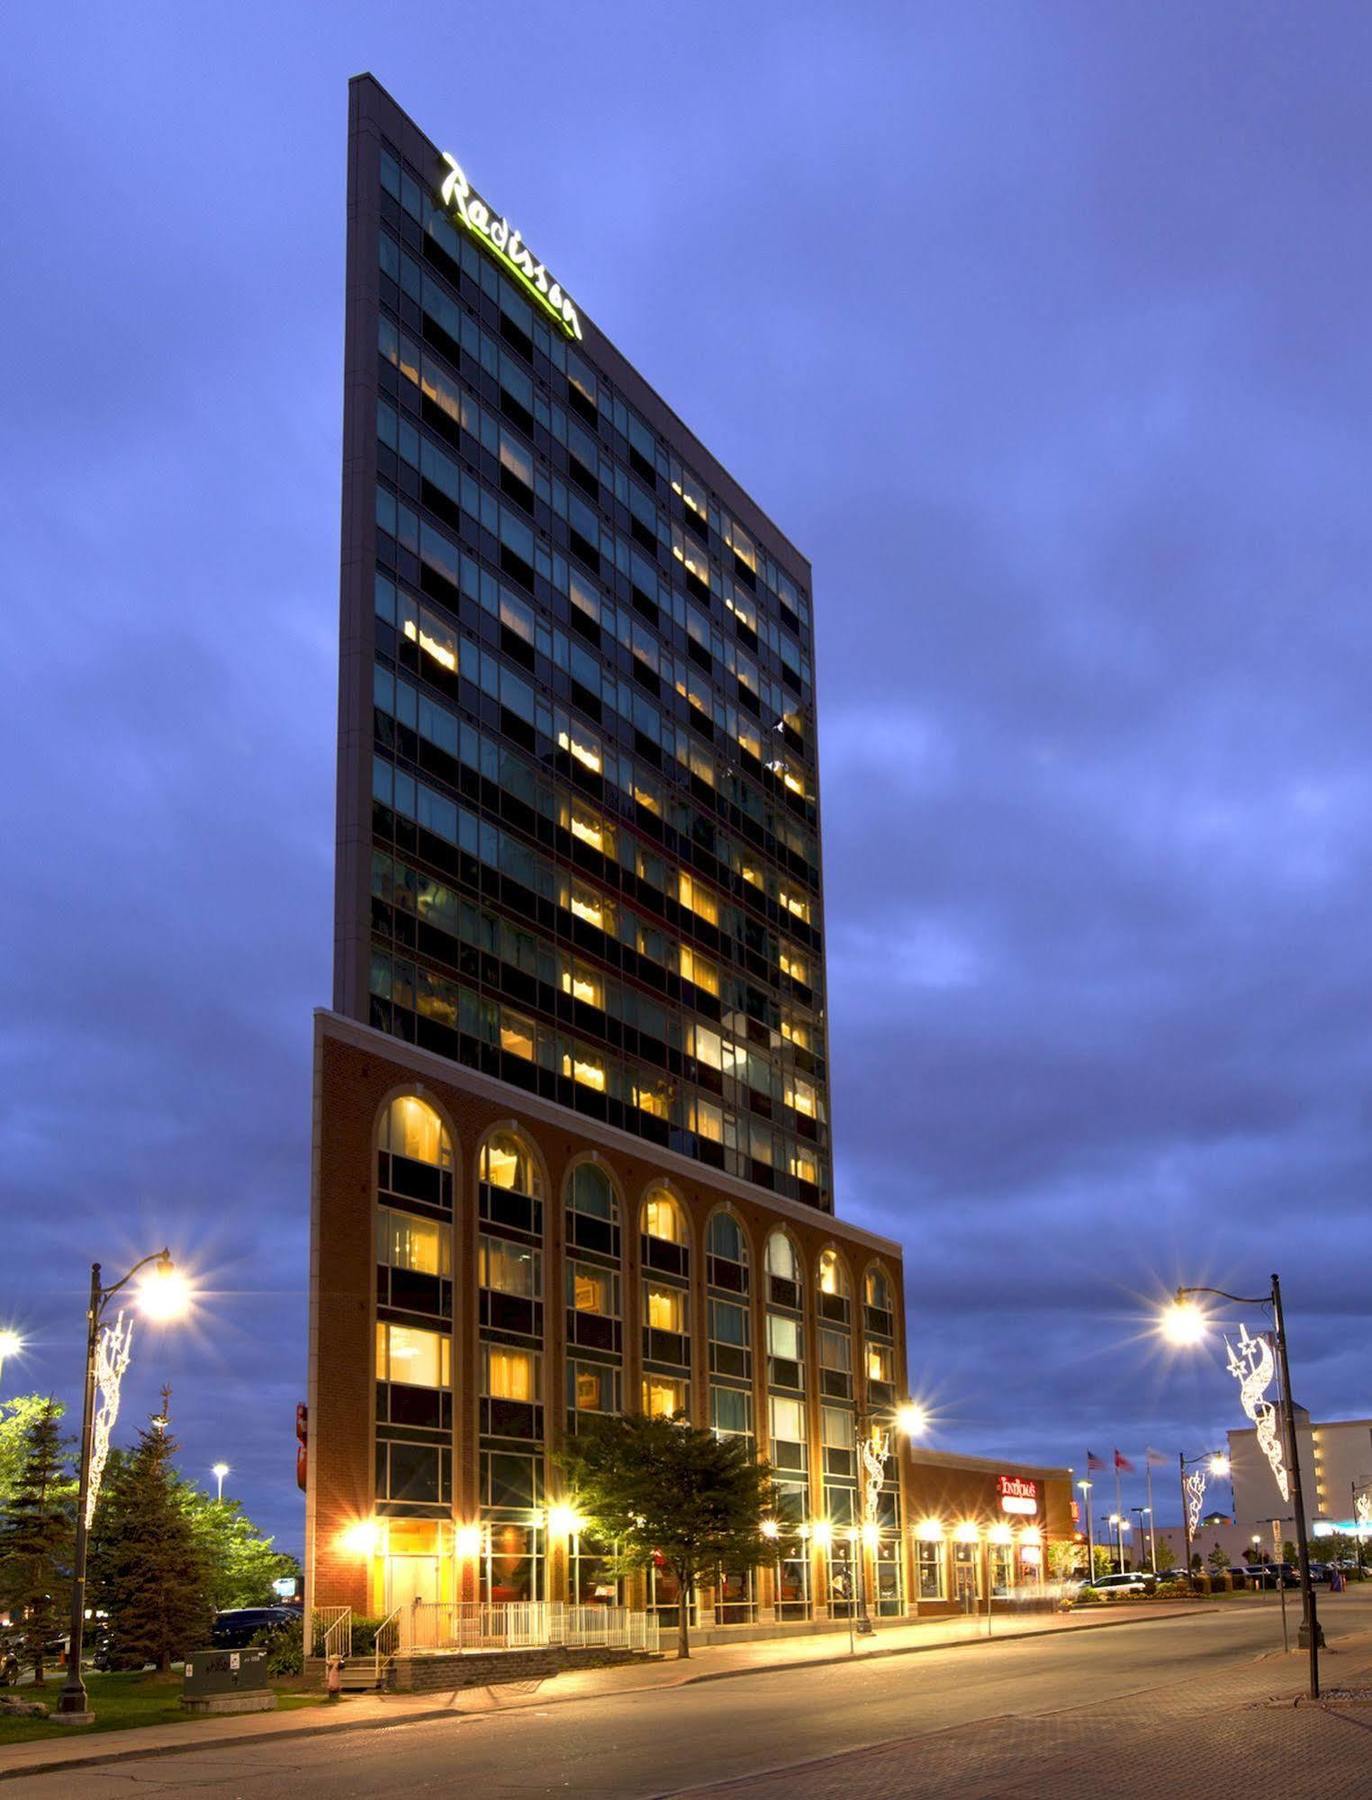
[378, 1095, 453, 1211]
[765, 1230, 800, 1309]
[706, 1210, 749, 1294]
[482, 1132, 542, 1196]
[817, 1248, 850, 1323]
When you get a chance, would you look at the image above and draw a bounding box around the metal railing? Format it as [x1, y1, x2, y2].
[314, 1604, 352, 1664]
[395, 1600, 659, 1655]
[374, 1606, 403, 1687]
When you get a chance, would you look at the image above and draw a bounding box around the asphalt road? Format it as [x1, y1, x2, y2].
[8, 1594, 1372, 1798]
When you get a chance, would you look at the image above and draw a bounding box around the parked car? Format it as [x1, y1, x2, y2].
[1243, 1564, 1299, 1589]
[210, 1607, 298, 1649]
[1080, 1572, 1154, 1599]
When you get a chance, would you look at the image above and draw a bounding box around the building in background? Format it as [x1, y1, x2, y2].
[305, 74, 912, 1639]
[902, 1450, 1073, 1609]
[1229, 1409, 1372, 1538]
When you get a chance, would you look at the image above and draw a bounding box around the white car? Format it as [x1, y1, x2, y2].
[1081, 1572, 1152, 1599]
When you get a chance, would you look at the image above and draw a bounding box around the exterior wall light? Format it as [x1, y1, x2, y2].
[339, 1519, 381, 1556]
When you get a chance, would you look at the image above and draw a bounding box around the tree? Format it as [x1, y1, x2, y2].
[1153, 1537, 1177, 1573]
[560, 1413, 778, 1660]
[0, 1399, 73, 1684]
[176, 1483, 299, 1610]
[89, 1410, 214, 1671]
[0, 1396, 66, 1514]
[1282, 1539, 1299, 1567]
[1206, 1544, 1230, 1573]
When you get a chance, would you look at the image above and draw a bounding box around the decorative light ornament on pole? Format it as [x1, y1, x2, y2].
[212, 1462, 230, 1503]
[1161, 1277, 1323, 1699]
[58, 1250, 190, 1723]
[851, 1400, 924, 1637]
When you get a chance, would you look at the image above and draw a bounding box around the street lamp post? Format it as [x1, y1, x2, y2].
[1177, 1451, 1227, 1580]
[1077, 1479, 1094, 1576]
[57, 1251, 189, 1722]
[1130, 1507, 1149, 1571]
[1162, 1275, 1321, 1699]
[852, 1401, 924, 1637]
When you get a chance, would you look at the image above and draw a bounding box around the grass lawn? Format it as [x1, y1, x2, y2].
[0, 1671, 321, 1746]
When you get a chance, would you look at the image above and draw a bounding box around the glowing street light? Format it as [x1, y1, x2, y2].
[212, 1462, 230, 1503]
[850, 1397, 926, 1638]
[0, 1328, 23, 1391]
[1161, 1276, 1322, 1700]
[58, 1250, 192, 1723]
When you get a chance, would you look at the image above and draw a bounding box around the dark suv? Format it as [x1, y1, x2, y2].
[210, 1607, 298, 1649]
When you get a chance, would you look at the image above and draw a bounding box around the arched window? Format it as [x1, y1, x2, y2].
[481, 1131, 542, 1197]
[379, 1095, 452, 1167]
[377, 1095, 453, 1211]
[707, 1210, 749, 1295]
[641, 1189, 685, 1244]
[765, 1230, 798, 1284]
[568, 1162, 616, 1221]
[817, 1248, 850, 1322]
[865, 1265, 892, 1314]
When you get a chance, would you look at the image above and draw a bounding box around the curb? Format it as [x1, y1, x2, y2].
[0, 1604, 1222, 1783]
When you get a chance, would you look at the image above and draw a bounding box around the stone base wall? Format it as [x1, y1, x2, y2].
[387, 1645, 654, 1693]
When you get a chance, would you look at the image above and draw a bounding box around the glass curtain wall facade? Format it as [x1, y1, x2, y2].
[337, 77, 832, 1216]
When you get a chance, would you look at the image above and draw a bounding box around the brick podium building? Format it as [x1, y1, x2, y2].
[305, 75, 910, 1636]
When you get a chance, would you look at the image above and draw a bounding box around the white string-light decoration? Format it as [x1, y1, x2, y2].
[1184, 1469, 1208, 1537]
[1355, 1492, 1371, 1533]
[85, 1312, 134, 1528]
[860, 1428, 890, 1532]
[1225, 1324, 1289, 1503]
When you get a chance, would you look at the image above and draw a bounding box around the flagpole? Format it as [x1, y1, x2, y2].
[1145, 1462, 1157, 1571]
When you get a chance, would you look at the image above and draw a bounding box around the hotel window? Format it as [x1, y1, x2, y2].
[790, 1148, 821, 1188]
[644, 1282, 686, 1335]
[568, 1360, 619, 1414]
[691, 1024, 723, 1071]
[708, 1299, 750, 1382]
[710, 1384, 752, 1440]
[566, 802, 613, 855]
[779, 945, 809, 986]
[865, 1266, 893, 1312]
[378, 1095, 453, 1211]
[780, 1013, 811, 1050]
[375, 1321, 450, 1389]
[643, 1375, 687, 1419]
[481, 1344, 539, 1403]
[642, 1190, 685, 1245]
[481, 1132, 542, 1198]
[478, 1236, 540, 1299]
[567, 1260, 618, 1316]
[707, 1210, 749, 1294]
[677, 871, 718, 924]
[679, 944, 720, 995]
[821, 1406, 855, 1477]
[767, 1312, 804, 1392]
[818, 1327, 851, 1400]
[562, 1045, 607, 1091]
[566, 880, 611, 932]
[918, 1537, 946, 1600]
[785, 1076, 817, 1120]
[866, 1342, 894, 1386]
[500, 1011, 536, 1061]
[769, 1396, 807, 1472]
[817, 1249, 850, 1324]
[561, 959, 604, 1009]
[558, 721, 603, 774]
[376, 1209, 450, 1278]
[765, 1230, 801, 1309]
[633, 1075, 672, 1119]
[567, 1162, 615, 1222]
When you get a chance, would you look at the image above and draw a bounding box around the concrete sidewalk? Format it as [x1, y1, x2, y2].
[0, 1600, 1243, 1782]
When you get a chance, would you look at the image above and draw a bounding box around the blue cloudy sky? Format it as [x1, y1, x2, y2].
[5, 1, 1371, 1553]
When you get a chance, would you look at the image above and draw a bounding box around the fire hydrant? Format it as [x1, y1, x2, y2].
[326, 1655, 345, 1701]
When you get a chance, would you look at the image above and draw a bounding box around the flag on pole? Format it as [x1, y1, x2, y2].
[1146, 1447, 1170, 1467]
[1114, 1449, 1135, 1472]
[1087, 1450, 1107, 1471]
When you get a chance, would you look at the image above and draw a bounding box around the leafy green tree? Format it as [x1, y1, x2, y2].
[1283, 1539, 1299, 1566]
[89, 1413, 214, 1671]
[0, 1399, 73, 1684]
[1206, 1544, 1230, 1573]
[560, 1413, 778, 1659]
[176, 1483, 299, 1610]
[0, 1397, 67, 1514]
[1152, 1537, 1177, 1573]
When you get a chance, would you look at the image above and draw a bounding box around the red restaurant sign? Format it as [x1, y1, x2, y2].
[998, 1475, 1039, 1516]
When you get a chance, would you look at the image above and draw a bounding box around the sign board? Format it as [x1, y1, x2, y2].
[997, 1475, 1039, 1516]
[437, 155, 582, 341]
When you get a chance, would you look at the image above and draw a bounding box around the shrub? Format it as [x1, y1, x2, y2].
[252, 1616, 303, 1677]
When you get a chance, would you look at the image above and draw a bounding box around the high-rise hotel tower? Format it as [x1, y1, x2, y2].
[307, 74, 909, 1636]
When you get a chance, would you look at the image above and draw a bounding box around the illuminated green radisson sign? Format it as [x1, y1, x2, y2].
[437, 153, 582, 342]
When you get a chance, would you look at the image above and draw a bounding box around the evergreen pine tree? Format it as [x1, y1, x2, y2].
[90, 1398, 214, 1671]
[0, 1398, 73, 1685]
